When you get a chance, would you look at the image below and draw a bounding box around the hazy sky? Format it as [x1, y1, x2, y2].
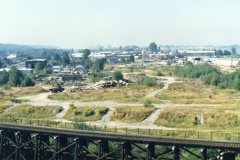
[0, 0, 240, 48]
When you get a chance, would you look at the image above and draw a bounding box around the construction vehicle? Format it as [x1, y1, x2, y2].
[49, 79, 64, 93]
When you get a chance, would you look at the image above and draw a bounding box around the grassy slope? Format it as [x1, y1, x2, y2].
[110, 106, 155, 123]
[156, 80, 240, 104]
[64, 106, 109, 122]
[0, 101, 12, 113]
[155, 105, 240, 130]
[1, 105, 63, 119]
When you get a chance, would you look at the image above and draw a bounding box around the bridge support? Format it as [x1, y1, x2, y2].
[14, 132, 33, 160]
[98, 140, 109, 159]
[1, 124, 240, 160]
[218, 151, 236, 160]
[121, 142, 133, 160]
[146, 144, 155, 160]
[201, 148, 207, 160]
[34, 134, 50, 160]
[74, 138, 88, 160]
[0, 131, 9, 159]
[55, 136, 69, 160]
[172, 146, 180, 160]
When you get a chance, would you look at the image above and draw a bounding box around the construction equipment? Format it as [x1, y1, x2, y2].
[49, 79, 64, 93]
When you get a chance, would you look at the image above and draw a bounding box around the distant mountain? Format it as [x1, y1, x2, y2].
[0, 43, 58, 52]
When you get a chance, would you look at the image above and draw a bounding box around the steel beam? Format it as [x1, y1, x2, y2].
[74, 138, 88, 160]
[34, 134, 50, 160]
[200, 148, 207, 160]
[98, 140, 109, 159]
[172, 146, 180, 160]
[219, 151, 236, 160]
[146, 144, 155, 160]
[55, 136, 69, 160]
[121, 142, 133, 160]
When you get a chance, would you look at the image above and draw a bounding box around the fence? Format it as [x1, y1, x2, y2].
[0, 117, 239, 141]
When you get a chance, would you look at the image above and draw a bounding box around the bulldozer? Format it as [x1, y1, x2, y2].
[49, 79, 64, 93]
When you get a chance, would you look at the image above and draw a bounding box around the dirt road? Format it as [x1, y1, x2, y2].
[11, 76, 219, 130]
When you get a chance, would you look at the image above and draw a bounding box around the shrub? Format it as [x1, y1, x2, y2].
[155, 70, 164, 76]
[137, 77, 158, 87]
[144, 99, 153, 107]
[113, 71, 124, 81]
[21, 76, 35, 87]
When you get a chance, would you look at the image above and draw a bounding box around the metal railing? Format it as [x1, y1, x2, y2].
[0, 117, 239, 141]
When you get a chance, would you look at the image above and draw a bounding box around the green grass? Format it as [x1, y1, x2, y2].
[1, 105, 63, 119]
[110, 106, 155, 123]
[64, 106, 109, 122]
[156, 80, 240, 104]
[0, 86, 47, 102]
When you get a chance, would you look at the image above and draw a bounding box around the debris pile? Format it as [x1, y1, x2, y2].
[68, 76, 132, 92]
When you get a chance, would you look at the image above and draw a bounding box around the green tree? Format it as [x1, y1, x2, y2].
[113, 71, 124, 81]
[44, 66, 53, 75]
[0, 59, 2, 68]
[83, 59, 93, 69]
[8, 67, 22, 86]
[92, 58, 106, 71]
[34, 63, 43, 75]
[129, 55, 135, 62]
[0, 71, 9, 85]
[149, 42, 158, 53]
[83, 49, 91, 59]
[62, 51, 70, 65]
[21, 76, 35, 86]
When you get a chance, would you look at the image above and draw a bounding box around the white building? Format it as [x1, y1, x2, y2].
[52, 66, 63, 73]
[18, 67, 33, 75]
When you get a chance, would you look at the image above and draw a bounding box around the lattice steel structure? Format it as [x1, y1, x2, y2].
[0, 123, 238, 160]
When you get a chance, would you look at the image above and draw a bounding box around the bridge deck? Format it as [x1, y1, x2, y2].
[0, 122, 240, 150]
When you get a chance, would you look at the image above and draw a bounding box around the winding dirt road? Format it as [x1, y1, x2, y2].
[10, 76, 218, 129]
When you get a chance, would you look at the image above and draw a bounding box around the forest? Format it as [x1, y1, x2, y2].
[174, 62, 240, 90]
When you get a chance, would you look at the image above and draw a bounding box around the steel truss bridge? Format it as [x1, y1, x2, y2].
[0, 122, 239, 160]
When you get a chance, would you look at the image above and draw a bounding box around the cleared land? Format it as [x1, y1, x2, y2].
[48, 86, 162, 103]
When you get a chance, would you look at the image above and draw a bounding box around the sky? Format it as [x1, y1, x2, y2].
[0, 0, 240, 48]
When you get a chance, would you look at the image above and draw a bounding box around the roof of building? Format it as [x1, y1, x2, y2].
[18, 67, 33, 71]
[26, 59, 47, 62]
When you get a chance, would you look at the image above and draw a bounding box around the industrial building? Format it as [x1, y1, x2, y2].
[26, 59, 47, 69]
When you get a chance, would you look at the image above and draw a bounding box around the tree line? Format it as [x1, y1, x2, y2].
[0, 67, 34, 87]
[174, 62, 240, 90]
